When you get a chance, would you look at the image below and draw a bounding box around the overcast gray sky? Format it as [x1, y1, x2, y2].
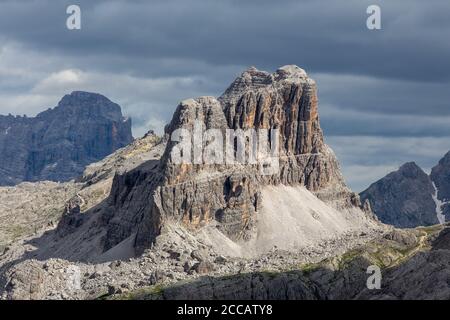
[1, 0, 450, 191]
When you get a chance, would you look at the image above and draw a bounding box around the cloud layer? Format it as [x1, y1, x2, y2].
[1, 0, 449, 191]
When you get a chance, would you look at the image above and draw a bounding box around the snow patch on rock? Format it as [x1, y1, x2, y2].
[432, 182, 447, 224]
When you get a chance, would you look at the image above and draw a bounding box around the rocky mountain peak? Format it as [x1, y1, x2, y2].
[398, 161, 423, 178]
[219, 67, 272, 103]
[52, 91, 125, 119]
[59, 91, 113, 104]
[361, 160, 443, 228]
[39, 65, 372, 260]
[274, 65, 309, 81]
[219, 65, 312, 106]
[0, 92, 133, 185]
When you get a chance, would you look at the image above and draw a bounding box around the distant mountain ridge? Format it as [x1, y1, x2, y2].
[0, 91, 133, 186]
[360, 153, 450, 228]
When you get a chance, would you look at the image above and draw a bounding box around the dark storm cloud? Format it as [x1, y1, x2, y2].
[320, 108, 450, 138]
[1, 0, 450, 81]
[1, 0, 449, 190]
[314, 74, 450, 116]
[327, 135, 450, 191]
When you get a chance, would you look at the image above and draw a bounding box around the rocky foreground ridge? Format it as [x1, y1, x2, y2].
[0, 91, 133, 186]
[360, 152, 450, 228]
[115, 224, 450, 300]
[1, 65, 384, 299]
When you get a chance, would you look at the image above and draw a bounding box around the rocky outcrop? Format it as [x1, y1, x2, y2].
[96, 65, 367, 256]
[0, 91, 133, 186]
[361, 151, 450, 228]
[360, 162, 438, 228]
[0, 131, 163, 249]
[112, 225, 450, 300]
[0, 221, 383, 300]
[80, 130, 163, 185]
[0, 130, 165, 298]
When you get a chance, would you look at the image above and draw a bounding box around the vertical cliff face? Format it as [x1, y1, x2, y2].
[0, 91, 133, 185]
[219, 66, 321, 156]
[159, 66, 348, 192]
[96, 65, 365, 256]
[218, 65, 348, 193]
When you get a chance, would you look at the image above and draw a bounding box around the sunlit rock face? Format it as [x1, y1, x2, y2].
[101, 65, 364, 254]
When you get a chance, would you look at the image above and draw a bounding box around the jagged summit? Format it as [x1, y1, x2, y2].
[0, 92, 133, 185]
[397, 161, 423, 178]
[361, 152, 450, 228]
[219, 65, 312, 106]
[275, 65, 309, 80]
[241, 65, 309, 82]
[50, 91, 126, 120]
[58, 91, 117, 107]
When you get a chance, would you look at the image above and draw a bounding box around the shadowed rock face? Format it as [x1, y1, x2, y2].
[360, 162, 438, 228]
[0, 91, 133, 185]
[361, 150, 450, 228]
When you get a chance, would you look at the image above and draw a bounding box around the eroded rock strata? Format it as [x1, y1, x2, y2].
[102, 66, 366, 254]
